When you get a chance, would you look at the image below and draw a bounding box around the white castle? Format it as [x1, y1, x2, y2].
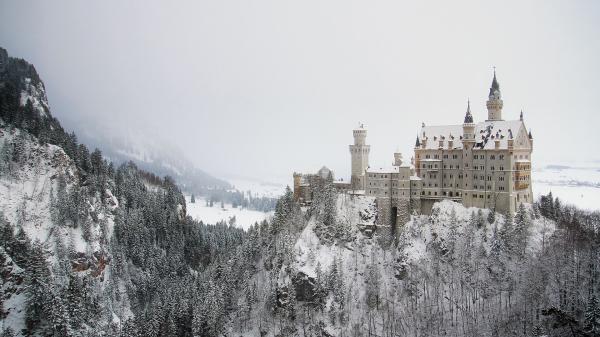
[294, 71, 533, 228]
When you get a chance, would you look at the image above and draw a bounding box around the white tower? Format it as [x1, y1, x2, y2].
[349, 124, 370, 190]
[486, 69, 504, 121]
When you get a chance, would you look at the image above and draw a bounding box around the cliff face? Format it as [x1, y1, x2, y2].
[0, 47, 187, 336]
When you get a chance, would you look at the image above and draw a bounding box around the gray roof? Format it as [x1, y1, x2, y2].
[419, 119, 527, 150]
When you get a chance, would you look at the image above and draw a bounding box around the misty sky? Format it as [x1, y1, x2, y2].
[1, 0, 599, 183]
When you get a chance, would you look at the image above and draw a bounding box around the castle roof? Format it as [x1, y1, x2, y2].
[419, 119, 526, 151]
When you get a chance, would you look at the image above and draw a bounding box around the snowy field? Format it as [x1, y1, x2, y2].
[226, 177, 286, 198]
[533, 162, 600, 211]
[185, 195, 273, 230]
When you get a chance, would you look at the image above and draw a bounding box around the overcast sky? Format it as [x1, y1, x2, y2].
[1, 0, 599, 183]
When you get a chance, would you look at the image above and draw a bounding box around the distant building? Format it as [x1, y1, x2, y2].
[293, 166, 351, 204]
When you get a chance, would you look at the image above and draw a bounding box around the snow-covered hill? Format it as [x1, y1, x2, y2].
[0, 126, 122, 334]
[225, 191, 576, 337]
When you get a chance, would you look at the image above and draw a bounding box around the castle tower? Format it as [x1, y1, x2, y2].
[486, 69, 504, 121]
[462, 100, 476, 204]
[292, 172, 302, 201]
[462, 100, 475, 141]
[349, 124, 370, 190]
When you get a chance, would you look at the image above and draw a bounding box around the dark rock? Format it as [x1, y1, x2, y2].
[292, 271, 317, 303]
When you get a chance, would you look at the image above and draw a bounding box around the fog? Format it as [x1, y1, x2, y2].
[1, 0, 599, 183]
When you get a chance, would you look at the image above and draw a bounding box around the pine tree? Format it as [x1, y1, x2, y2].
[584, 295, 600, 336]
[190, 194, 196, 203]
[365, 264, 381, 310]
[513, 203, 531, 258]
[66, 272, 85, 330]
[25, 241, 52, 332]
[0, 327, 15, 337]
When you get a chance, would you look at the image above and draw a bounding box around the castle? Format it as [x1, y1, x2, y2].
[294, 71, 533, 228]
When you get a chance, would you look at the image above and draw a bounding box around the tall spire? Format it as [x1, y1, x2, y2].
[415, 134, 421, 147]
[489, 67, 501, 99]
[486, 68, 503, 121]
[464, 99, 473, 123]
[520, 109, 523, 121]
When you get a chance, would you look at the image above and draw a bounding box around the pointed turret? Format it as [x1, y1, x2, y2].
[486, 68, 504, 121]
[415, 135, 421, 148]
[464, 99, 474, 123]
[462, 100, 475, 144]
[489, 69, 500, 98]
[520, 109, 524, 121]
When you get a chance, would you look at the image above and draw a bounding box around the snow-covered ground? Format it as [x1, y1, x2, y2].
[185, 195, 273, 230]
[226, 177, 286, 198]
[533, 162, 600, 211]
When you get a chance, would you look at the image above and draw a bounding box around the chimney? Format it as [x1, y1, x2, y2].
[495, 139, 500, 150]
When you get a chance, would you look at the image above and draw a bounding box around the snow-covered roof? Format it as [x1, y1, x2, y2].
[409, 175, 422, 181]
[419, 119, 525, 150]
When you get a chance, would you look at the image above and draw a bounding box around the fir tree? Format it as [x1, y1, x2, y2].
[584, 295, 600, 336]
[25, 241, 52, 333]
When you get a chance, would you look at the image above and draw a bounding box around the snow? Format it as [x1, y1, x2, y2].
[533, 162, 600, 210]
[184, 195, 273, 230]
[19, 77, 49, 118]
[226, 177, 285, 198]
[420, 119, 525, 150]
[0, 126, 124, 335]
